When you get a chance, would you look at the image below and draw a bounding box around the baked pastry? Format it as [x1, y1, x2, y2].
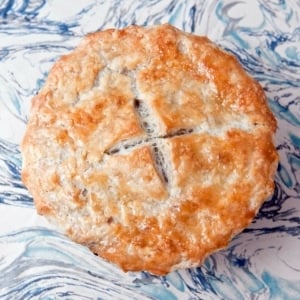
[21, 24, 278, 275]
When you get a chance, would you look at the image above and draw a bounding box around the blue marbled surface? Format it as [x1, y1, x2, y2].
[0, 0, 300, 299]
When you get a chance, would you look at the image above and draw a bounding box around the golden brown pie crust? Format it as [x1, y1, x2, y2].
[21, 24, 278, 275]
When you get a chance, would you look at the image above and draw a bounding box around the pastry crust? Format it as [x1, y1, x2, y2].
[21, 24, 278, 275]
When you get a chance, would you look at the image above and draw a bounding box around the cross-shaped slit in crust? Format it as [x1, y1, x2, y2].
[104, 98, 195, 185]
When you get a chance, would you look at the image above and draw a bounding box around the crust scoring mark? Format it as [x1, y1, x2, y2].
[104, 97, 195, 185]
[151, 142, 169, 184]
[133, 98, 156, 136]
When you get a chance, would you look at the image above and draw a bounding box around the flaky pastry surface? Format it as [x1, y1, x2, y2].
[21, 24, 278, 275]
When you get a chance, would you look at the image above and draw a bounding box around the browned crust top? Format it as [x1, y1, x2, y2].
[21, 24, 278, 275]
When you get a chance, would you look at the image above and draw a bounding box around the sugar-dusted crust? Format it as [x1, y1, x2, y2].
[21, 24, 278, 275]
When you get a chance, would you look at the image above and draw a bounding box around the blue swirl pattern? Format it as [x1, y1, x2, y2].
[0, 0, 300, 299]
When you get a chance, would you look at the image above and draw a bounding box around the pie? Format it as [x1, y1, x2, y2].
[21, 24, 278, 275]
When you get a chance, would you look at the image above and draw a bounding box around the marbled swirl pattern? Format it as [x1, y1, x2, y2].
[0, 0, 300, 299]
